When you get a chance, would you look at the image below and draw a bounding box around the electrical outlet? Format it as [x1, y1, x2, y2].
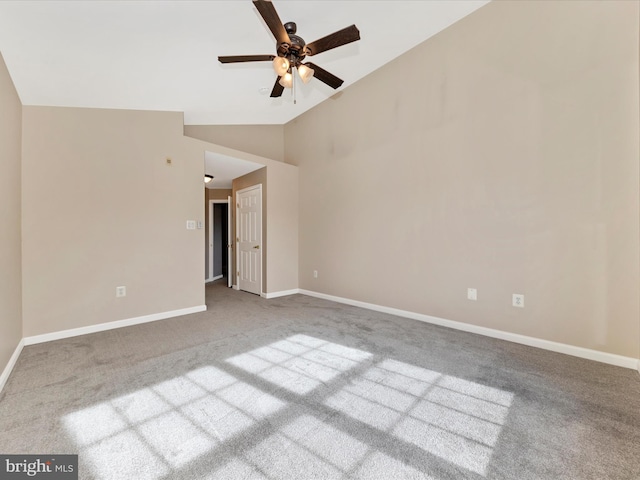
[313, 270, 318, 278]
[512, 294, 524, 308]
[116, 286, 126, 298]
[467, 288, 477, 301]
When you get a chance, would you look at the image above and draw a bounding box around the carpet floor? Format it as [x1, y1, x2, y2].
[1, 280, 639, 479]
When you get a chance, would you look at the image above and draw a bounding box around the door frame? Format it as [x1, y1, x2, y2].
[227, 195, 232, 288]
[208, 199, 229, 283]
[235, 184, 263, 294]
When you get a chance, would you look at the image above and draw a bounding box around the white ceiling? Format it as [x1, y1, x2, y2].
[204, 151, 263, 189]
[0, 0, 489, 126]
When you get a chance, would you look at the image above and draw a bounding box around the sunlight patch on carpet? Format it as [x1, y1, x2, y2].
[62, 365, 286, 480]
[62, 335, 514, 479]
[325, 358, 514, 476]
[226, 334, 373, 394]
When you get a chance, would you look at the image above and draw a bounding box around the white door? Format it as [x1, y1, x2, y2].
[227, 195, 232, 288]
[236, 185, 262, 295]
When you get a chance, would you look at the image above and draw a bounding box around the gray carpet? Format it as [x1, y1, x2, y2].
[1, 280, 639, 479]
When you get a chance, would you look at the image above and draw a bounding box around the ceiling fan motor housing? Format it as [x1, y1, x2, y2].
[277, 22, 306, 65]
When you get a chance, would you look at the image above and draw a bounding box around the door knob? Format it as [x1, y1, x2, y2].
[253, 245, 260, 249]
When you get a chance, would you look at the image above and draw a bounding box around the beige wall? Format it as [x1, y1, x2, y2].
[22, 107, 206, 337]
[266, 164, 298, 293]
[0, 52, 22, 370]
[285, 0, 640, 358]
[206, 188, 232, 201]
[185, 125, 285, 162]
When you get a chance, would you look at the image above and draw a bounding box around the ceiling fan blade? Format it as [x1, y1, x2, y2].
[270, 77, 285, 97]
[218, 55, 275, 64]
[304, 63, 344, 89]
[252, 0, 291, 47]
[305, 25, 360, 56]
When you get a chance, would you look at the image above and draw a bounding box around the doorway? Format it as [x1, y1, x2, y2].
[208, 199, 231, 284]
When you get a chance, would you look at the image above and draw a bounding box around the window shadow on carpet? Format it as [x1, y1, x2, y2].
[62, 334, 514, 479]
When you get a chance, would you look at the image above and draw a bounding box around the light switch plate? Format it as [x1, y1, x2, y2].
[186, 220, 196, 230]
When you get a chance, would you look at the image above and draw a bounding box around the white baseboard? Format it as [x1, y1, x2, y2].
[0, 339, 25, 394]
[261, 289, 300, 299]
[232, 285, 239, 291]
[23, 305, 207, 346]
[299, 289, 639, 371]
[211, 275, 223, 281]
[205, 277, 214, 283]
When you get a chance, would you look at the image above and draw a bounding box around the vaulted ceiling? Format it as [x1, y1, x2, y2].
[0, 1, 488, 125]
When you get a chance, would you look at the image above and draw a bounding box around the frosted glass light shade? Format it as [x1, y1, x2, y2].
[297, 64, 314, 84]
[279, 72, 293, 89]
[272, 57, 290, 76]
[204, 175, 213, 183]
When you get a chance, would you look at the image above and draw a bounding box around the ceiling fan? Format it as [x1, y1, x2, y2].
[218, 0, 360, 98]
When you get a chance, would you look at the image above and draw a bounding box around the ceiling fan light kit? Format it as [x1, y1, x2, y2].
[272, 56, 290, 76]
[218, 0, 360, 99]
[297, 64, 314, 84]
[278, 71, 293, 89]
